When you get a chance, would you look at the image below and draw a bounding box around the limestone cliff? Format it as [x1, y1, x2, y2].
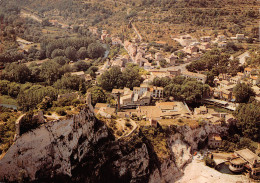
[0, 107, 227, 182]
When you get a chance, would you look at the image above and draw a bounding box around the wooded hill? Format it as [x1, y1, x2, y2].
[2, 0, 259, 46]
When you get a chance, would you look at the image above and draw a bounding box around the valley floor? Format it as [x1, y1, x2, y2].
[177, 155, 250, 183]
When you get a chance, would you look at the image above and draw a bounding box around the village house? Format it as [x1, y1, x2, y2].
[111, 37, 122, 45]
[229, 75, 241, 85]
[244, 67, 254, 76]
[208, 134, 222, 149]
[250, 75, 260, 85]
[217, 35, 226, 42]
[198, 42, 211, 50]
[218, 42, 227, 48]
[183, 46, 199, 54]
[167, 68, 182, 77]
[229, 148, 260, 177]
[168, 54, 178, 65]
[155, 52, 164, 61]
[71, 71, 90, 81]
[194, 106, 232, 124]
[194, 106, 208, 115]
[149, 69, 171, 78]
[112, 87, 152, 108]
[133, 84, 164, 98]
[200, 36, 211, 42]
[236, 34, 245, 40]
[149, 118, 158, 127]
[88, 27, 99, 35]
[182, 71, 207, 83]
[136, 101, 191, 120]
[101, 33, 110, 41]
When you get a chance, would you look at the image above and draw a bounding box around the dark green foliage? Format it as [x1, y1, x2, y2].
[99, 66, 124, 91]
[51, 49, 65, 59]
[40, 60, 62, 85]
[100, 65, 143, 91]
[205, 156, 216, 168]
[53, 74, 86, 93]
[20, 111, 40, 135]
[0, 80, 20, 98]
[87, 43, 105, 59]
[158, 76, 209, 104]
[186, 49, 237, 75]
[55, 107, 67, 116]
[89, 86, 107, 105]
[65, 46, 77, 61]
[0, 107, 17, 153]
[77, 47, 88, 60]
[2, 63, 31, 83]
[17, 85, 58, 111]
[233, 101, 260, 141]
[233, 83, 255, 103]
[74, 61, 91, 72]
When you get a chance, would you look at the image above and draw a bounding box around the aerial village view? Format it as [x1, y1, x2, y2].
[0, 0, 259, 182]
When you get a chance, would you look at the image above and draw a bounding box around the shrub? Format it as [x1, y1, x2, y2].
[56, 107, 67, 116]
[116, 130, 123, 136]
[125, 121, 132, 127]
[205, 156, 216, 168]
[71, 99, 80, 106]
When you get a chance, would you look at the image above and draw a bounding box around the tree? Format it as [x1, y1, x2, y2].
[2, 63, 31, 83]
[74, 60, 91, 71]
[122, 64, 143, 89]
[234, 101, 260, 141]
[87, 42, 105, 59]
[53, 56, 68, 66]
[88, 86, 107, 105]
[20, 111, 40, 135]
[233, 83, 255, 103]
[77, 47, 88, 60]
[99, 66, 124, 91]
[65, 46, 77, 61]
[40, 60, 61, 85]
[51, 49, 65, 58]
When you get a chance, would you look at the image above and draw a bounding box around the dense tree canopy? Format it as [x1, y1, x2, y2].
[99, 65, 143, 91]
[233, 83, 255, 103]
[153, 76, 209, 104]
[234, 101, 260, 141]
[89, 86, 107, 105]
[17, 85, 58, 111]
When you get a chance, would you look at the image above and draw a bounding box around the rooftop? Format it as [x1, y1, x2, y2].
[230, 157, 246, 165]
[235, 148, 260, 165]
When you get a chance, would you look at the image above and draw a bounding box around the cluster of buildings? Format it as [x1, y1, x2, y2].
[111, 84, 164, 108]
[212, 67, 260, 102]
[229, 148, 260, 177]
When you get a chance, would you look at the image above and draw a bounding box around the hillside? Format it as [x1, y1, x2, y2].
[3, 0, 259, 46]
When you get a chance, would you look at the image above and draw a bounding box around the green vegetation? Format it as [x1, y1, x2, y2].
[88, 86, 107, 106]
[0, 107, 19, 153]
[153, 76, 209, 104]
[186, 49, 242, 80]
[99, 64, 143, 91]
[205, 155, 216, 168]
[233, 83, 255, 103]
[140, 126, 171, 160]
[0, 95, 18, 106]
[20, 111, 40, 135]
[233, 101, 260, 141]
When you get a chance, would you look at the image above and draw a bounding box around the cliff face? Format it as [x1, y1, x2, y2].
[0, 108, 228, 182]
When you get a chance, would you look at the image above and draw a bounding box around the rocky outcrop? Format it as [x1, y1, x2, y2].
[0, 107, 228, 182]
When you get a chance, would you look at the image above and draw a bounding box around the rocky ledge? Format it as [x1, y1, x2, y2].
[0, 107, 227, 182]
